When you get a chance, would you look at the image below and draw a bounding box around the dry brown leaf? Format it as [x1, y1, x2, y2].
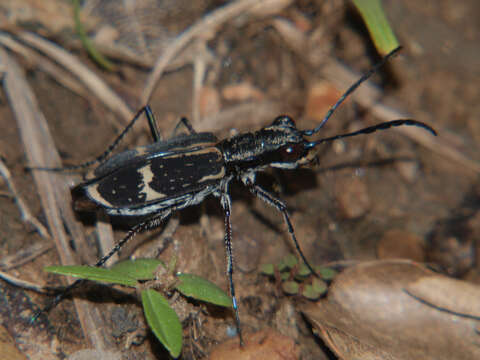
[376, 229, 425, 262]
[302, 260, 480, 360]
[406, 276, 480, 318]
[208, 329, 299, 360]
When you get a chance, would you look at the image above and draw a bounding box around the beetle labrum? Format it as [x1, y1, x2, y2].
[35, 47, 436, 345]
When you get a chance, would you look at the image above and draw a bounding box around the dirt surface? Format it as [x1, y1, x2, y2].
[0, 0, 479, 359]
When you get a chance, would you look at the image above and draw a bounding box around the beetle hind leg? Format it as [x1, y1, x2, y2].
[27, 105, 160, 172]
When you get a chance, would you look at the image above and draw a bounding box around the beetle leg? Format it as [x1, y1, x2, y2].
[28, 105, 160, 172]
[171, 117, 197, 137]
[220, 188, 244, 346]
[248, 184, 319, 278]
[32, 210, 173, 321]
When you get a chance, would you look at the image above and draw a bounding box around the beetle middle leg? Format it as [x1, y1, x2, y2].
[248, 184, 318, 277]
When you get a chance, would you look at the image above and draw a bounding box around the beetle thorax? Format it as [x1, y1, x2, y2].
[218, 125, 310, 173]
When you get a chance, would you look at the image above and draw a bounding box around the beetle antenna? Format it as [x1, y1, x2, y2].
[302, 46, 402, 136]
[305, 119, 436, 149]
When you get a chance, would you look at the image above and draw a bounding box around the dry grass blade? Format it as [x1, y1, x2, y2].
[0, 46, 107, 349]
[17, 31, 133, 124]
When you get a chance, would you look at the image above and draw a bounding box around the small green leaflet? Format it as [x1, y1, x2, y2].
[176, 273, 232, 308]
[142, 289, 182, 358]
[109, 258, 164, 280]
[44, 265, 137, 287]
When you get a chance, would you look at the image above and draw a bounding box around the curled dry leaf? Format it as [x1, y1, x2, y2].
[302, 260, 480, 360]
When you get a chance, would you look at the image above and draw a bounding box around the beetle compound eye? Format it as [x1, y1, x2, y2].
[280, 143, 305, 162]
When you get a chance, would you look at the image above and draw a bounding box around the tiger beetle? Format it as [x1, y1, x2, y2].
[34, 47, 436, 345]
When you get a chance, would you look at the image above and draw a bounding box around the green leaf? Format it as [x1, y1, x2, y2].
[280, 272, 290, 281]
[297, 263, 312, 277]
[312, 277, 328, 295]
[302, 284, 321, 300]
[281, 254, 298, 269]
[352, 0, 399, 54]
[109, 259, 165, 280]
[315, 266, 338, 280]
[277, 261, 288, 272]
[141, 289, 182, 358]
[175, 273, 232, 308]
[44, 265, 137, 287]
[260, 263, 275, 275]
[282, 281, 299, 295]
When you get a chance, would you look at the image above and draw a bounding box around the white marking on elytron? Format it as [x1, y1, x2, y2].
[112, 189, 116, 194]
[138, 165, 167, 202]
[198, 165, 225, 183]
[85, 168, 97, 181]
[162, 145, 221, 160]
[87, 184, 114, 207]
